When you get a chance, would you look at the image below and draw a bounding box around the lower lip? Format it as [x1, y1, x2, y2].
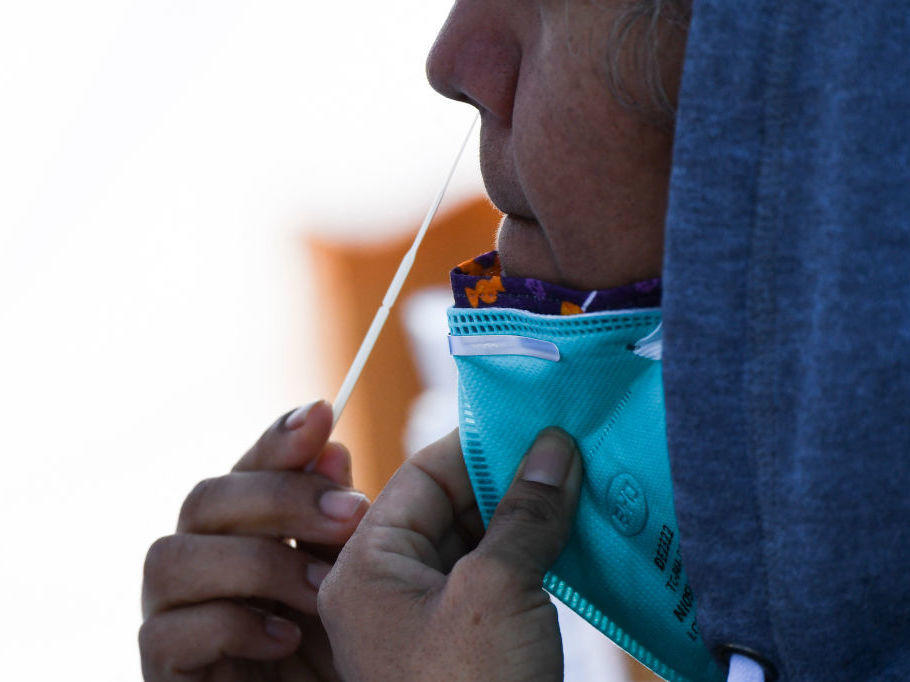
[497, 214, 553, 275]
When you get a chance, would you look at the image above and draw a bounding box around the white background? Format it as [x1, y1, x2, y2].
[0, 2, 482, 679]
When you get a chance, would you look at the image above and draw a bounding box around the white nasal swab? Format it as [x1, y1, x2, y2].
[332, 113, 480, 428]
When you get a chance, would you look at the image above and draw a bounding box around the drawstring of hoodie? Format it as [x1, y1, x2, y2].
[726, 653, 766, 682]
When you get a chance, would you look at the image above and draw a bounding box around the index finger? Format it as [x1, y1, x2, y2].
[363, 430, 477, 549]
[233, 400, 334, 472]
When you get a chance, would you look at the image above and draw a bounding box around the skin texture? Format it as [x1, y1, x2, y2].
[426, 0, 688, 290]
[319, 429, 582, 682]
[139, 2, 689, 680]
[139, 401, 368, 681]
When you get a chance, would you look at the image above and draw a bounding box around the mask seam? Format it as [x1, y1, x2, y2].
[587, 387, 635, 459]
[544, 572, 697, 682]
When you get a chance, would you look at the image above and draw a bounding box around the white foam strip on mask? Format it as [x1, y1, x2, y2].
[632, 323, 662, 361]
[448, 335, 561, 362]
[331, 113, 480, 429]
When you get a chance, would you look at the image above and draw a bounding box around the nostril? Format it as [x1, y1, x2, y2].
[425, 10, 521, 124]
[426, 39, 484, 111]
[426, 39, 486, 112]
[427, 42, 520, 125]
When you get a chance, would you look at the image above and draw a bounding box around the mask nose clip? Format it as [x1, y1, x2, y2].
[448, 334, 561, 362]
[629, 323, 662, 361]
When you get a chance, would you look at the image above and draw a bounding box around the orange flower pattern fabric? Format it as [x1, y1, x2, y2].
[560, 301, 584, 316]
[451, 251, 660, 315]
[465, 276, 505, 308]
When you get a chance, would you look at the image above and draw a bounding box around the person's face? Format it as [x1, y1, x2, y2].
[427, 1, 687, 289]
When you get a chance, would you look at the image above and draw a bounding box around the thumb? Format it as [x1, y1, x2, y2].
[475, 428, 582, 586]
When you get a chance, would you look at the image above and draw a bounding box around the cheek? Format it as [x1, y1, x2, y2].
[511, 57, 625, 226]
[511, 65, 574, 212]
[508, 50, 672, 286]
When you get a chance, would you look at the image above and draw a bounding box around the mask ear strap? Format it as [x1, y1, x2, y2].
[630, 322, 662, 361]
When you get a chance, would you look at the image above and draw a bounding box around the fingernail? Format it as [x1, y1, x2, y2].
[307, 562, 332, 590]
[522, 429, 575, 488]
[319, 490, 369, 521]
[264, 616, 301, 642]
[284, 401, 320, 431]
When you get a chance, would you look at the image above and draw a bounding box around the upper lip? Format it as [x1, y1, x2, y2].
[479, 118, 536, 220]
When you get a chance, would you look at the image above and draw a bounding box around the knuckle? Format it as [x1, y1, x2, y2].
[137, 619, 154, 652]
[143, 536, 175, 585]
[454, 553, 514, 597]
[178, 476, 220, 527]
[137, 617, 168, 667]
[139, 616, 188, 675]
[144, 535, 196, 594]
[495, 488, 561, 527]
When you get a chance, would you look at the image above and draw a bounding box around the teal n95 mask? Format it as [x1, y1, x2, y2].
[448, 302, 723, 682]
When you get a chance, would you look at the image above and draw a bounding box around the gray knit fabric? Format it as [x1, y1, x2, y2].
[662, 2, 910, 680]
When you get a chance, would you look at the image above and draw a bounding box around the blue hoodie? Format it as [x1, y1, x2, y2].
[663, 2, 910, 680]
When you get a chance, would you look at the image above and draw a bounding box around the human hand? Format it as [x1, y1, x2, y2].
[140, 401, 369, 681]
[318, 428, 582, 681]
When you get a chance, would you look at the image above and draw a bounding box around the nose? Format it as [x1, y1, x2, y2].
[425, 2, 521, 125]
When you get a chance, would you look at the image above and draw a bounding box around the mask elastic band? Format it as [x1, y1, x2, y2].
[631, 323, 662, 361]
[331, 113, 480, 428]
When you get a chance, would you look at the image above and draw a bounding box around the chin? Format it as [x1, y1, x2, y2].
[496, 214, 564, 283]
